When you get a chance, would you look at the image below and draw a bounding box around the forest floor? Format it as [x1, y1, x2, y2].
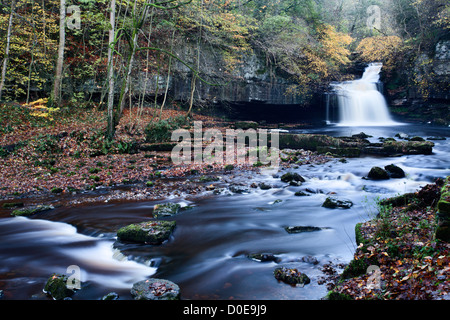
[0, 102, 448, 300]
[324, 178, 450, 300]
[0, 103, 326, 206]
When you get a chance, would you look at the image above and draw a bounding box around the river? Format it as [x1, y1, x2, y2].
[0, 123, 449, 300]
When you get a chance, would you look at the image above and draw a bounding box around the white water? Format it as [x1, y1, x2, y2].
[332, 63, 398, 126]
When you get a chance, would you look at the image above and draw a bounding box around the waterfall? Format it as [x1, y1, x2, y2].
[327, 62, 397, 126]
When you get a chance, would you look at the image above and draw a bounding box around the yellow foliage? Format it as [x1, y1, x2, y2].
[25, 98, 59, 120]
[319, 25, 353, 66]
[356, 36, 404, 72]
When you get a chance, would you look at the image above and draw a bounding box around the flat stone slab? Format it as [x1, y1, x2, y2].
[153, 202, 181, 218]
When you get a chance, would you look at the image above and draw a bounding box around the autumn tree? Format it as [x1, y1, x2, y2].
[0, 0, 15, 101]
[355, 35, 404, 73]
[51, 0, 66, 106]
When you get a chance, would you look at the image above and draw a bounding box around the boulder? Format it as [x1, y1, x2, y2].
[384, 164, 405, 178]
[395, 133, 409, 140]
[351, 132, 372, 139]
[117, 220, 176, 244]
[300, 255, 319, 265]
[280, 172, 305, 184]
[367, 166, 389, 180]
[43, 274, 76, 300]
[322, 197, 353, 209]
[131, 279, 180, 300]
[258, 182, 272, 190]
[273, 267, 310, 286]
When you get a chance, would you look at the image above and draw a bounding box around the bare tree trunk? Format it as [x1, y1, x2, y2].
[0, 0, 16, 101]
[118, 0, 140, 116]
[186, 0, 203, 117]
[52, 0, 66, 106]
[118, 31, 138, 115]
[160, 29, 176, 118]
[26, 0, 37, 104]
[107, 0, 116, 140]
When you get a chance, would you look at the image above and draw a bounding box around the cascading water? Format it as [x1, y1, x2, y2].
[326, 62, 398, 126]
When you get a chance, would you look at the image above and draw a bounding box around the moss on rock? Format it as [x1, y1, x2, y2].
[341, 258, 369, 279]
[43, 274, 75, 300]
[367, 166, 389, 180]
[274, 267, 310, 286]
[117, 220, 176, 244]
[153, 202, 181, 218]
[11, 205, 54, 217]
[322, 197, 353, 209]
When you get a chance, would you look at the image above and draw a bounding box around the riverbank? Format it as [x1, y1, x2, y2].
[0, 104, 329, 209]
[326, 177, 449, 300]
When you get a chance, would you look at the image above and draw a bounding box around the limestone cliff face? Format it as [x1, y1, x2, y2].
[167, 43, 304, 106]
[386, 39, 450, 125]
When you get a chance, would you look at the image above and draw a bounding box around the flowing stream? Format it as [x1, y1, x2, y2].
[0, 123, 449, 300]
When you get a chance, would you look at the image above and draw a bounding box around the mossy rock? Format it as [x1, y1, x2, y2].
[131, 279, 180, 300]
[224, 164, 234, 171]
[437, 191, 450, 216]
[379, 193, 416, 207]
[117, 220, 176, 244]
[2, 202, 24, 209]
[384, 164, 405, 178]
[382, 140, 434, 155]
[279, 134, 342, 151]
[435, 220, 450, 242]
[322, 197, 353, 209]
[274, 267, 310, 286]
[280, 172, 305, 183]
[11, 205, 54, 217]
[258, 182, 272, 190]
[232, 121, 259, 130]
[317, 146, 361, 158]
[355, 222, 367, 247]
[326, 291, 353, 300]
[341, 258, 368, 279]
[43, 274, 75, 300]
[367, 166, 389, 180]
[199, 175, 220, 183]
[153, 202, 181, 218]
